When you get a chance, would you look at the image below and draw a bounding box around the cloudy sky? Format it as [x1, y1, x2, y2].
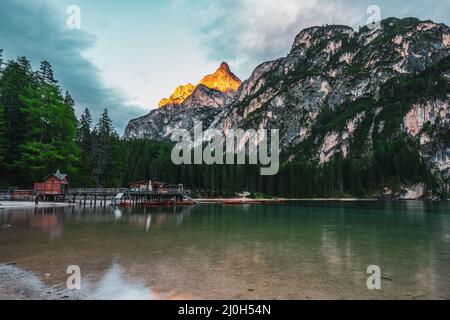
[1, 0, 449, 133]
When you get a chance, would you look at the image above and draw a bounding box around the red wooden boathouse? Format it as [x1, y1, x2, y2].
[34, 170, 69, 197]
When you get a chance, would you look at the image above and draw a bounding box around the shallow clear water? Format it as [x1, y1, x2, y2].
[1, 201, 450, 299]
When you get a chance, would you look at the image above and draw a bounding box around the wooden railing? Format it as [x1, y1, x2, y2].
[67, 188, 129, 195]
[67, 187, 186, 196]
[1, 187, 187, 197]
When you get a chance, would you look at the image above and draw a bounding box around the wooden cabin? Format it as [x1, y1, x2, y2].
[34, 170, 69, 197]
[129, 180, 153, 191]
[153, 181, 169, 194]
[151, 181, 184, 194]
[128, 180, 175, 194]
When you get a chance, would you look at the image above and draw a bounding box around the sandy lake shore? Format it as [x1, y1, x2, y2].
[0, 264, 86, 300]
[0, 263, 195, 300]
[0, 202, 76, 209]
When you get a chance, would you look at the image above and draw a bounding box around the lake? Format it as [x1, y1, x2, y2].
[1, 201, 450, 300]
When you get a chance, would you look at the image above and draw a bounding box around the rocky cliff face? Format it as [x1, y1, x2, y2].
[216, 18, 450, 146]
[125, 63, 241, 139]
[124, 103, 222, 141]
[210, 18, 450, 194]
[403, 99, 450, 177]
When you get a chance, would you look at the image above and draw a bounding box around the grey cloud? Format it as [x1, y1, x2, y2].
[0, 0, 143, 133]
[182, 0, 450, 79]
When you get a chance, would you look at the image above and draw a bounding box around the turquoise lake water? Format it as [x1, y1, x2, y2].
[1, 201, 449, 299]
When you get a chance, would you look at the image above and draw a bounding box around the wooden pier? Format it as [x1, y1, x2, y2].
[66, 187, 196, 207]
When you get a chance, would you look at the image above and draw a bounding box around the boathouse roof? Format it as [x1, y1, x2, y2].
[43, 170, 68, 182]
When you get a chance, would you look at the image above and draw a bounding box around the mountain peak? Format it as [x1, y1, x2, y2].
[199, 62, 242, 95]
[158, 83, 195, 108]
[219, 61, 231, 72]
[158, 62, 242, 108]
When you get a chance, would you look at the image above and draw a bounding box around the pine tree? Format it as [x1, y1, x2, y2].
[0, 57, 35, 177]
[0, 54, 83, 186]
[106, 131, 124, 187]
[93, 109, 123, 187]
[0, 104, 6, 166]
[18, 82, 79, 183]
[64, 91, 75, 110]
[97, 109, 113, 136]
[17, 56, 32, 72]
[38, 60, 58, 87]
[77, 108, 92, 146]
[76, 108, 95, 186]
[0, 49, 4, 175]
[0, 48, 4, 73]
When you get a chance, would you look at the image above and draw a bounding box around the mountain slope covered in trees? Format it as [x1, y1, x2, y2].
[124, 17, 450, 198]
[215, 17, 450, 198]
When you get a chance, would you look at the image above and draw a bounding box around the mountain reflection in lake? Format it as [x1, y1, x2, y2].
[1, 201, 450, 300]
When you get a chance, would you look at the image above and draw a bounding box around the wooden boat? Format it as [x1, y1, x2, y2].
[245, 200, 265, 204]
[221, 198, 286, 205]
[118, 201, 133, 208]
[222, 200, 244, 205]
[140, 200, 195, 207]
[175, 201, 195, 206]
[141, 202, 172, 208]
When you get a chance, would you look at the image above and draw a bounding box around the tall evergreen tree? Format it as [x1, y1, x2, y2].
[92, 109, 123, 187]
[76, 108, 95, 186]
[0, 49, 4, 175]
[0, 104, 6, 167]
[17, 82, 79, 183]
[64, 91, 75, 110]
[0, 54, 82, 187]
[0, 48, 4, 73]
[77, 108, 93, 146]
[0, 57, 35, 178]
[93, 109, 111, 186]
[38, 60, 58, 87]
[107, 131, 124, 187]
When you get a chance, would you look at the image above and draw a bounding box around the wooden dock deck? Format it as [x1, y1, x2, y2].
[66, 187, 196, 207]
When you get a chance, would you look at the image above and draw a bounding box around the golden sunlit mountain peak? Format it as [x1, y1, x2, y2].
[199, 62, 242, 94]
[158, 62, 242, 109]
[158, 83, 196, 108]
